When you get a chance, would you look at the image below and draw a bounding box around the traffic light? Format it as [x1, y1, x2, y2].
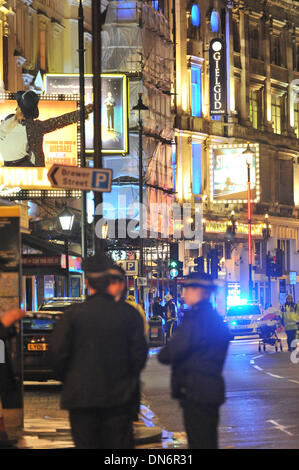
[266, 249, 283, 278]
[169, 260, 183, 278]
[194, 256, 205, 273]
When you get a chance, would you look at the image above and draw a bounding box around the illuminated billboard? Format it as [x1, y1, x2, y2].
[0, 94, 81, 196]
[210, 143, 260, 203]
[44, 74, 129, 155]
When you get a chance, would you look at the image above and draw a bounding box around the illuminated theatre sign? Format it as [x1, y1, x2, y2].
[0, 94, 80, 196]
[210, 143, 260, 204]
[44, 73, 129, 155]
[209, 38, 227, 116]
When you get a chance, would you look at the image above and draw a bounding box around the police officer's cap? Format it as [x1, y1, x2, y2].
[182, 272, 218, 289]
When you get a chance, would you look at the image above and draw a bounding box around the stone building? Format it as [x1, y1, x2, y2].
[174, 0, 299, 309]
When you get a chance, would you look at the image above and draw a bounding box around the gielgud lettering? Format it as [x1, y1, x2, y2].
[213, 51, 222, 110]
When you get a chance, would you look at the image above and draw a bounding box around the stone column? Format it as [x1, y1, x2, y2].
[262, 14, 273, 132]
[239, 9, 250, 125]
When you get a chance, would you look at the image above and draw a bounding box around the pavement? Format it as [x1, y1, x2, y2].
[5, 332, 299, 449]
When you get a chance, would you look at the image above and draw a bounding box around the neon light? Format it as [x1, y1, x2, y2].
[191, 4, 201, 27]
[211, 11, 220, 33]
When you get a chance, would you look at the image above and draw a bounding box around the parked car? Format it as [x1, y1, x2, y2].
[23, 297, 85, 381]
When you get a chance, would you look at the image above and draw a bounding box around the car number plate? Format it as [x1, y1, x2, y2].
[27, 344, 48, 351]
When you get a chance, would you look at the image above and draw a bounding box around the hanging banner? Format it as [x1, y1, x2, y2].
[44, 73, 129, 155]
[209, 38, 227, 116]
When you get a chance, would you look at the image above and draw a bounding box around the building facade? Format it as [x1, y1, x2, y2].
[174, 0, 299, 310]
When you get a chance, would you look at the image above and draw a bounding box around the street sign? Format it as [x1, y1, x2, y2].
[48, 165, 113, 192]
[116, 260, 138, 276]
[137, 277, 147, 287]
[289, 271, 297, 285]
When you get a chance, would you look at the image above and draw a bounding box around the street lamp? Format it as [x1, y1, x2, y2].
[58, 207, 75, 297]
[242, 142, 256, 300]
[262, 213, 271, 240]
[133, 93, 149, 302]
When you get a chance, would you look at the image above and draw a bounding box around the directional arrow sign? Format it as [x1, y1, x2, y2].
[47, 165, 113, 192]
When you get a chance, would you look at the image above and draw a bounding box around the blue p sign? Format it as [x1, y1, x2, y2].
[92, 171, 109, 190]
[126, 262, 136, 272]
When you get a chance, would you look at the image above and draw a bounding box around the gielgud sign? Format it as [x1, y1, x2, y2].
[209, 38, 227, 116]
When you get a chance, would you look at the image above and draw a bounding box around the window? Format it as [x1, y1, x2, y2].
[210, 10, 220, 33]
[295, 103, 299, 138]
[39, 29, 46, 71]
[191, 4, 200, 27]
[249, 28, 259, 59]
[191, 65, 202, 117]
[271, 96, 282, 134]
[249, 89, 262, 130]
[272, 37, 281, 66]
[232, 20, 240, 53]
[192, 143, 202, 195]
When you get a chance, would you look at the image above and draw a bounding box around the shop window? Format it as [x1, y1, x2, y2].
[191, 65, 202, 117]
[192, 143, 202, 195]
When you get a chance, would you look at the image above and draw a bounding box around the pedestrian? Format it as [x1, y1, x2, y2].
[280, 294, 299, 351]
[164, 294, 177, 340]
[152, 296, 164, 318]
[0, 90, 93, 167]
[158, 272, 231, 449]
[127, 294, 148, 336]
[48, 255, 148, 449]
[0, 308, 25, 431]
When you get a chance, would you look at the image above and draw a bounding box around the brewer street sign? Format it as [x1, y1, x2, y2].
[48, 165, 113, 192]
[209, 38, 227, 116]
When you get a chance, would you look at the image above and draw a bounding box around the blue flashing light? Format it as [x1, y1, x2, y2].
[191, 4, 201, 27]
[152, 1, 159, 11]
[211, 10, 220, 33]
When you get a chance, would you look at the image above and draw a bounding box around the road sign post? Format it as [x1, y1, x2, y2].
[48, 165, 113, 193]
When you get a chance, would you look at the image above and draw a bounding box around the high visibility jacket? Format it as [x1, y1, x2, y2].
[280, 303, 299, 331]
[126, 299, 149, 335]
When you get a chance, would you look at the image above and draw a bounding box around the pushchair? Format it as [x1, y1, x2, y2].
[257, 323, 283, 352]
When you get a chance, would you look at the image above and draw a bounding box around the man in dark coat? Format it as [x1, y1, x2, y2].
[158, 272, 231, 449]
[48, 255, 148, 449]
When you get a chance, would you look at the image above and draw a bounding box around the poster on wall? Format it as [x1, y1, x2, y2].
[44, 73, 129, 155]
[210, 144, 260, 203]
[0, 95, 80, 192]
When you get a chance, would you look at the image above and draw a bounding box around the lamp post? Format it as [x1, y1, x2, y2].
[78, 0, 87, 288]
[58, 207, 75, 297]
[242, 142, 256, 300]
[263, 213, 271, 307]
[133, 93, 149, 302]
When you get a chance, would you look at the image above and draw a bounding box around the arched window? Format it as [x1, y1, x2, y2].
[210, 10, 220, 33]
[191, 4, 201, 27]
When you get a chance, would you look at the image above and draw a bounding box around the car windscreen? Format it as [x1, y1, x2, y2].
[23, 318, 57, 331]
[227, 305, 260, 316]
[39, 304, 71, 312]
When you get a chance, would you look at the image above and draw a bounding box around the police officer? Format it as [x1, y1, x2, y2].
[280, 294, 299, 351]
[49, 255, 148, 449]
[158, 272, 231, 449]
[164, 294, 177, 340]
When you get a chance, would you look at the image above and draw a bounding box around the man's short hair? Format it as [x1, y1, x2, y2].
[82, 254, 113, 275]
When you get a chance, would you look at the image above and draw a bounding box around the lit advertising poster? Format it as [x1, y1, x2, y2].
[210, 144, 260, 203]
[44, 74, 129, 155]
[0, 97, 78, 190]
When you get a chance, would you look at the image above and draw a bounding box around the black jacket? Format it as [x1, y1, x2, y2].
[158, 300, 231, 405]
[0, 323, 17, 393]
[48, 293, 148, 410]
